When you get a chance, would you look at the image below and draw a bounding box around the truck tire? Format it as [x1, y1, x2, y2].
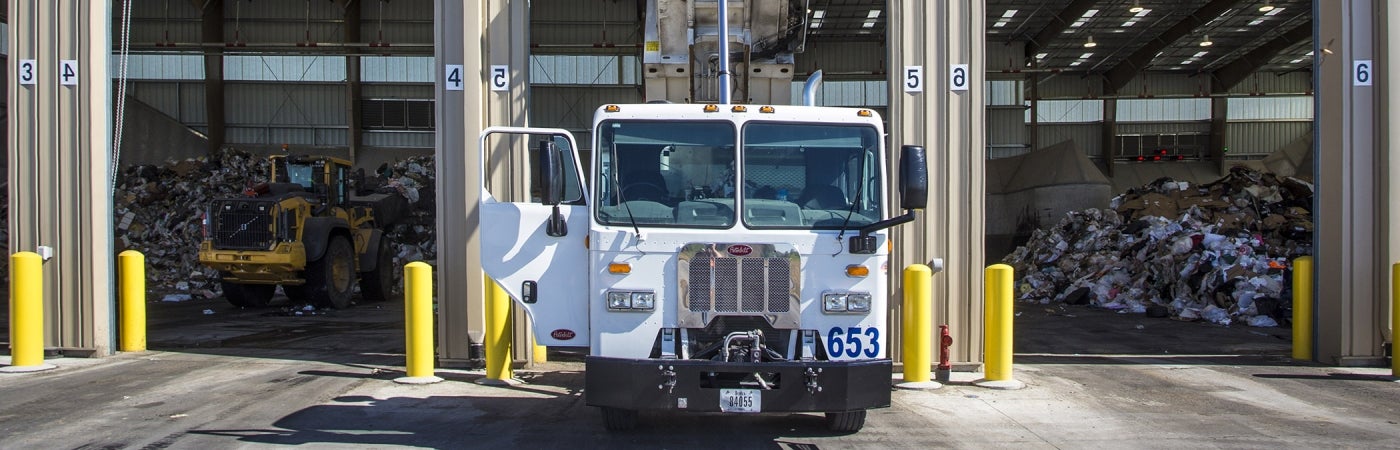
[824, 410, 866, 432]
[222, 281, 274, 308]
[359, 238, 397, 302]
[600, 407, 638, 431]
[306, 236, 355, 309]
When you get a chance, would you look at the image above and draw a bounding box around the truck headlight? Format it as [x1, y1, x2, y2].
[607, 290, 655, 311]
[631, 292, 655, 310]
[607, 291, 631, 310]
[847, 293, 872, 312]
[823, 291, 872, 314]
[823, 293, 848, 312]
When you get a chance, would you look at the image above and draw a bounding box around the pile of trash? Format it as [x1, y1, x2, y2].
[113, 148, 438, 298]
[1005, 167, 1313, 327]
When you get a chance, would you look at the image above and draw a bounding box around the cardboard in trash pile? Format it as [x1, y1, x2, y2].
[106, 148, 438, 297]
[1004, 167, 1313, 327]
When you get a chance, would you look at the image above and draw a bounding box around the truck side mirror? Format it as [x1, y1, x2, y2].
[899, 145, 928, 210]
[537, 139, 565, 206]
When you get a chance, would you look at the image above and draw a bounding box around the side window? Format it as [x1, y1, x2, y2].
[484, 132, 584, 204]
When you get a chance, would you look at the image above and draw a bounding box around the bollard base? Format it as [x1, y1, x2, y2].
[474, 377, 524, 387]
[393, 375, 444, 385]
[895, 380, 943, 390]
[973, 378, 1026, 390]
[0, 363, 57, 374]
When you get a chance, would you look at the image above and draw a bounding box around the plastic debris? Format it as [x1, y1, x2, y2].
[1005, 167, 1312, 327]
[162, 294, 193, 302]
[202, 309, 215, 315]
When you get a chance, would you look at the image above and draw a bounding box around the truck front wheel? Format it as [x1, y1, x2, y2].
[600, 407, 638, 431]
[306, 236, 355, 309]
[824, 410, 867, 432]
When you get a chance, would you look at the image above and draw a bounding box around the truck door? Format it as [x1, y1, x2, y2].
[478, 127, 590, 346]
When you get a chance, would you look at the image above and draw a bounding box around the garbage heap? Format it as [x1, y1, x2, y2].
[113, 149, 438, 297]
[1004, 167, 1313, 327]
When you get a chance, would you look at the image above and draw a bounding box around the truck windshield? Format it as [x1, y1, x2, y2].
[596, 120, 737, 228]
[286, 164, 315, 189]
[741, 123, 882, 229]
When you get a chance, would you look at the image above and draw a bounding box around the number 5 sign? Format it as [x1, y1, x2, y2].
[489, 65, 509, 91]
[903, 66, 923, 93]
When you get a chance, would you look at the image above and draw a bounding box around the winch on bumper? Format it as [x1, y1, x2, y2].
[584, 356, 891, 413]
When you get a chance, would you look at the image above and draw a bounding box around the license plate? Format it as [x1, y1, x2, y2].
[719, 389, 761, 413]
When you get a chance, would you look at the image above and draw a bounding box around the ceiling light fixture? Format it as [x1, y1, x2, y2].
[1199, 35, 1213, 47]
[1259, 1, 1275, 13]
[1084, 35, 1097, 48]
[1130, 1, 1144, 13]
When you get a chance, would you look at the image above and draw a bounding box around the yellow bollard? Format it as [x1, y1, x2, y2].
[1392, 262, 1399, 377]
[395, 261, 441, 384]
[1292, 256, 1313, 361]
[4, 252, 53, 372]
[533, 334, 548, 364]
[976, 264, 1023, 389]
[897, 264, 936, 388]
[119, 250, 147, 352]
[482, 275, 514, 383]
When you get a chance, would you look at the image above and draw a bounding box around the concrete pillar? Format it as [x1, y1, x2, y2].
[1315, 0, 1389, 365]
[888, 0, 985, 365]
[433, 0, 530, 365]
[7, 0, 115, 355]
[1387, 0, 1400, 346]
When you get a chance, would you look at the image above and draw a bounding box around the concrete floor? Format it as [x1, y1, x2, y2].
[2, 296, 1400, 448]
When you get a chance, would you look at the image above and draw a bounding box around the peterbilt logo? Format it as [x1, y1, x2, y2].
[726, 244, 754, 256]
[551, 329, 576, 340]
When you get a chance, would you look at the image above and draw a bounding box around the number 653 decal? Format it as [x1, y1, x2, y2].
[827, 326, 880, 358]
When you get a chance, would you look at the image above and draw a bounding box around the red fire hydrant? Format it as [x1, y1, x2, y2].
[937, 325, 953, 382]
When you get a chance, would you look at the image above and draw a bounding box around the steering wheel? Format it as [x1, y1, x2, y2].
[622, 182, 668, 202]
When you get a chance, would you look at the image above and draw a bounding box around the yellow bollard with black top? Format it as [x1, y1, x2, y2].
[478, 275, 518, 385]
[119, 250, 147, 352]
[3, 252, 55, 373]
[897, 264, 940, 389]
[975, 264, 1023, 389]
[1292, 256, 1313, 361]
[395, 261, 442, 384]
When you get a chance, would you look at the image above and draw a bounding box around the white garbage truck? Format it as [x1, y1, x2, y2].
[478, 102, 927, 431]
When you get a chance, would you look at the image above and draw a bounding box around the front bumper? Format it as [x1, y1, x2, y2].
[198, 241, 307, 283]
[584, 356, 891, 412]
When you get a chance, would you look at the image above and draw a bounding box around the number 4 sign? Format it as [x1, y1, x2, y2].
[60, 60, 78, 86]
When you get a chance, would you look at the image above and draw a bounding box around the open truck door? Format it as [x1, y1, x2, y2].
[478, 127, 590, 346]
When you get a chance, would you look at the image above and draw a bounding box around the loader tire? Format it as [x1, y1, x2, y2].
[360, 238, 397, 303]
[306, 236, 355, 309]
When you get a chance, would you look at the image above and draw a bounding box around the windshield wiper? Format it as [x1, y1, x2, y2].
[833, 149, 869, 256]
[610, 142, 644, 243]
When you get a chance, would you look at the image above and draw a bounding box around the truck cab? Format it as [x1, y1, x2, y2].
[478, 103, 926, 432]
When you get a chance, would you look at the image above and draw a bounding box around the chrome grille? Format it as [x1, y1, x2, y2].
[679, 243, 800, 328]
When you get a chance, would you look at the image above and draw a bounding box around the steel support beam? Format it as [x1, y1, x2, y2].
[1386, 0, 1400, 349]
[7, 0, 114, 354]
[1101, 98, 1116, 177]
[1213, 22, 1313, 92]
[202, 0, 226, 152]
[889, 0, 986, 365]
[1103, 0, 1238, 94]
[434, 0, 530, 365]
[1315, 0, 1390, 365]
[1024, 0, 1098, 61]
[344, 0, 363, 162]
